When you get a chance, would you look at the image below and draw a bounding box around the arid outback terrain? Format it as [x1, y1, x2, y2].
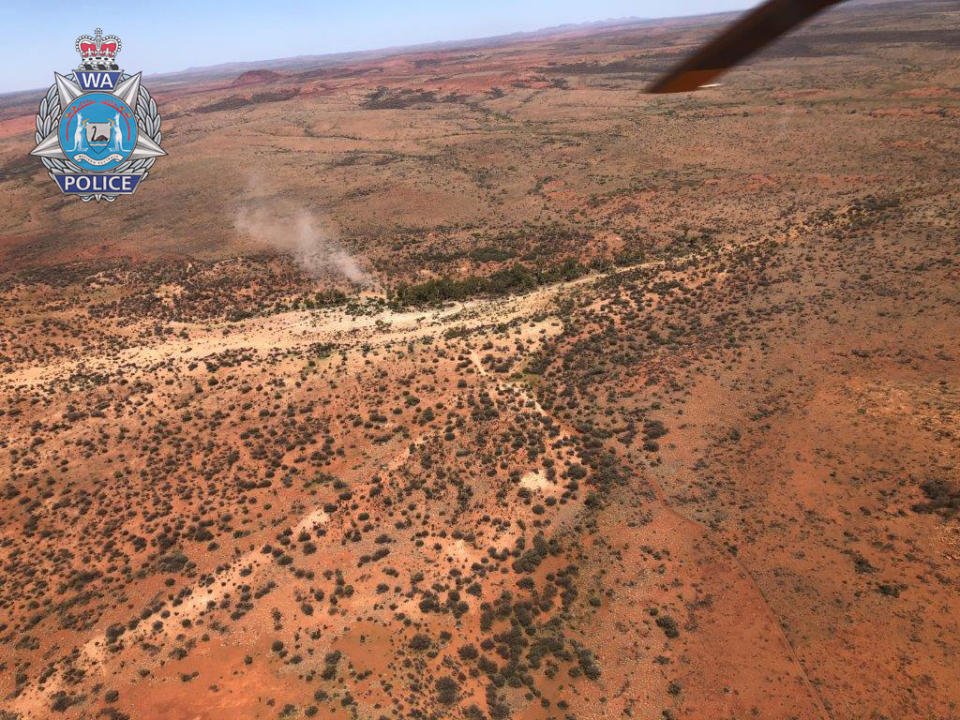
[0, 1, 958, 719]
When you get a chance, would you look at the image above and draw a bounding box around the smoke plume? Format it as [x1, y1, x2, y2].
[234, 198, 372, 287]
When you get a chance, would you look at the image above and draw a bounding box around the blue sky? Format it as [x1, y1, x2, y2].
[1, 0, 753, 93]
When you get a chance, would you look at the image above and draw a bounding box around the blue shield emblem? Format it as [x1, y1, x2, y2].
[58, 91, 139, 172]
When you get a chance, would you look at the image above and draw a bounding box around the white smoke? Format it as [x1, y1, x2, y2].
[234, 198, 372, 287]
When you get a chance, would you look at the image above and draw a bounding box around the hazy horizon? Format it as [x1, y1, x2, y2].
[0, 0, 754, 94]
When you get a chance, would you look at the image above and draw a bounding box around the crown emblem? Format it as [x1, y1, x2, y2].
[75, 28, 122, 71]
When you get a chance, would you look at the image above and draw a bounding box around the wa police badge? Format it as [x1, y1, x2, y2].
[30, 29, 166, 202]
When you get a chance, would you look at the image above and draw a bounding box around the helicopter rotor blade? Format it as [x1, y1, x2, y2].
[648, 0, 846, 93]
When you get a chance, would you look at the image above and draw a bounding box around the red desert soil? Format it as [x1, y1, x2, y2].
[0, 1, 957, 719]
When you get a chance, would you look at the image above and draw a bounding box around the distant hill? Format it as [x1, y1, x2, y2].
[232, 69, 285, 86]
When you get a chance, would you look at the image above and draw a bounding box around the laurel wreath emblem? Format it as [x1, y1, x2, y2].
[34, 73, 163, 202]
